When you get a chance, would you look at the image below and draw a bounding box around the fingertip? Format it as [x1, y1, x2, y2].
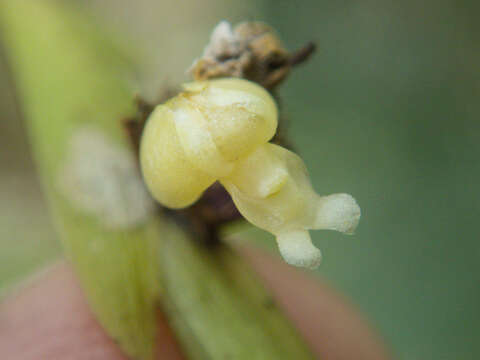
[0, 262, 184, 360]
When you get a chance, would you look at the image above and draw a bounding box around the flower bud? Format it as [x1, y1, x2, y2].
[140, 78, 277, 208]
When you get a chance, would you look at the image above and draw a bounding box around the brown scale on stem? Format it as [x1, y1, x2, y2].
[123, 21, 315, 244]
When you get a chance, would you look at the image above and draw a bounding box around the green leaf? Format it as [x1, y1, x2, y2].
[1, 1, 160, 358]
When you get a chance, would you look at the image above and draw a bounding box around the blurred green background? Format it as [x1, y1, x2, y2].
[1, 0, 479, 359]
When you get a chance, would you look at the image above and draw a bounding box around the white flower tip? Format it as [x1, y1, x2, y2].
[276, 230, 322, 269]
[315, 193, 361, 234]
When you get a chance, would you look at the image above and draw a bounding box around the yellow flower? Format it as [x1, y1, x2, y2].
[140, 78, 360, 268]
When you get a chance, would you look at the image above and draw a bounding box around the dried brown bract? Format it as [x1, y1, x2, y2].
[189, 21, 315, 90]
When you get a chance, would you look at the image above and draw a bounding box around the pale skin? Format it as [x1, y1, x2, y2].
[0, 246, 391, 360]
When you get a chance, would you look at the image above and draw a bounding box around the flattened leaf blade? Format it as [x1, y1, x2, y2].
[0, 1, 160, 358]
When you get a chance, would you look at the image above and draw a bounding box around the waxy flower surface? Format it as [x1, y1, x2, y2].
[140, 78, 360, 268]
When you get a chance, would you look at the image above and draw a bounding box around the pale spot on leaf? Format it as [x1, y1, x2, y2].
[59, 127, 156, 229]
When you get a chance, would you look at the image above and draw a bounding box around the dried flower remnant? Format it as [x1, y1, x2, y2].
[189, 21, 309, 89]
[140, 78, 360, 268]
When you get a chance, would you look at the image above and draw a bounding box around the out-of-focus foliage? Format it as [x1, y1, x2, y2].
[1, 0, 479, 359]
[260, 0, 480, 359]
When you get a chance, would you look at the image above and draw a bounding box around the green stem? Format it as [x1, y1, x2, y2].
[159, 221, 314, 359]
[0, 1, 315, 359]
